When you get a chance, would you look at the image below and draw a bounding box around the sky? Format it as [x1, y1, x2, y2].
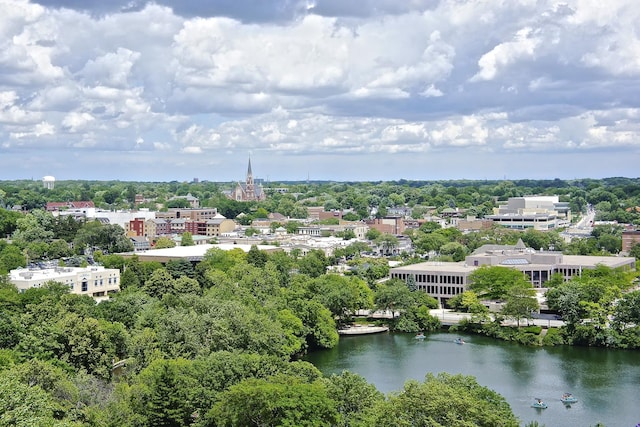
[1, 0, 639, 183]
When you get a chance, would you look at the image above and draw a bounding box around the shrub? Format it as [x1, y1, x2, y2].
[541, 328, 565, 346]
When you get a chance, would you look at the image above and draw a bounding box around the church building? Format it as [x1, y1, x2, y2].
[227, 158, 266, 202]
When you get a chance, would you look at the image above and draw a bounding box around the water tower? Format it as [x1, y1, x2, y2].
[42, 175, 55, 190]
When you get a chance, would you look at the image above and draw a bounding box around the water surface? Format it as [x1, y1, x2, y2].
[304, 332, 640, 427]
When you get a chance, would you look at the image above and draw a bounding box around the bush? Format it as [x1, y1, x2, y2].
[541, 327, 565, 346]
[522, 325, 542, 335]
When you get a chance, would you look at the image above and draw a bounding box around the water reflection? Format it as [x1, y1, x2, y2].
[305, 332, 640, 427]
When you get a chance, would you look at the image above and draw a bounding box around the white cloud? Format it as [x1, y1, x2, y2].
[472, 27, 540, 82]
[0, 0, 639, 180]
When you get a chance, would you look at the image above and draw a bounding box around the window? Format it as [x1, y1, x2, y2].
[81, 281, 88, 292]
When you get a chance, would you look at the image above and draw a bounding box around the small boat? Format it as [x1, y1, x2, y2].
[531, 399, 548, 409]
[561, 393, 578, 404]
[454, 337, 465, 345]
[415, 333, 425, 340]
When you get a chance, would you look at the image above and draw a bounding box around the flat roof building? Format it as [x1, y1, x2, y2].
[9, 266, 120, 301]
[390, 239, 635, 306]
[120, 243, 281, 263]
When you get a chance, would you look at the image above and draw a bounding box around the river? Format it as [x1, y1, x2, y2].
[304, 332, 640, 427]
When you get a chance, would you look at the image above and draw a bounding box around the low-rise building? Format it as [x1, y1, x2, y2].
[622, 229, 640, 253]
[130, 236, 151, 251]
[155, 208, 220, 221]
[9, 266, 120, 301]
[390, 239, 635, 306]
[486, 196, 571, 230]
[365, 216, 405, 235]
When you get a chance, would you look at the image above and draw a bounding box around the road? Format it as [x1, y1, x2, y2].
[430, 309, 565, 328]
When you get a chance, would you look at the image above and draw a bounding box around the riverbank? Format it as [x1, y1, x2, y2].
[429, 309, 565, 328]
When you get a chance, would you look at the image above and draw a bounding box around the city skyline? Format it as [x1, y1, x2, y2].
[1, 0, 639, 182]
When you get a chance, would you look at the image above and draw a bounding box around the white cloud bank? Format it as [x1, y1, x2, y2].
[0, 0, 639, 181]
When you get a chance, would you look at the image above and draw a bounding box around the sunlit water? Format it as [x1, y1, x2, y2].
[304, 332, 640, 427]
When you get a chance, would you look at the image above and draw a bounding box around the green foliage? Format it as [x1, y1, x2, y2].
[154, 236, 176, 249]
[469, 266, 530, 300]
[199, 247, 246, 274]
[0, 208, 22, 238]
[180, 232, 194, 247]
[246, 245, 268, 268]
[73, 221, 133, 254]
[130, 359, 198, 427]
[0, 371, 80, 427]
[541, 327, 565, 346]
[209, 374, 339, 427]
[323, 371, 384, 427]
[311, 274, 373, 325]
[501, 282, 539, 327]
[165, 258, 195, 279]
[358, 373, 518, 427]
[298, 249, 329, 278]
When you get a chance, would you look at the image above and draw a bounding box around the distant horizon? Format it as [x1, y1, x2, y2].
[2, 174, 638, 185]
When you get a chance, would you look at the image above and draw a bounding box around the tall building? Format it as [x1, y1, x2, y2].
[227, 158, 266, 201]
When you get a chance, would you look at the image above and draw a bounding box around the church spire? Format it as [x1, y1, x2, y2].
[245, 157, 255, 200]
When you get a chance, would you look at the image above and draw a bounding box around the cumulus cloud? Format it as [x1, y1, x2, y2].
[0, 0, 639, 180]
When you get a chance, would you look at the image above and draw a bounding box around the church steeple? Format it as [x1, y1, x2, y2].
[245, 157, 255, 200]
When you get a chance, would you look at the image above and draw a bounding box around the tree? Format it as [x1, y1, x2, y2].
[298, 250, 329, 278]
[374, 233, 399, 255]
[0, 244, 26, 272]
[439, 241, 467, 261]
[360, 373, 518, 427]
[143, 268, 176, 298]
[73, 221, 133, 254]
[0, 208, 23, 238]
[244, 227, 259, 237]
[165, 258, 195, 279]
[0, 372, 76, 427]
[246, 245, 268, 268]
[180, 232, 194, 247]
[469, 266, 529, 300]
[374, 279, 415, 319]
[501, 282, 539, 327]
[208, 375, 338, 427]
[312, 274, 373, 325]
[611, 290, 640, 331]
[365, 228, 381, 241]
[154, 237, 176, 249]
[131, 359, 199, 427]
[323, 371, 383, 427]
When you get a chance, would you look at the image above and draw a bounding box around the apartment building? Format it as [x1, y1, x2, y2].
[10, 266, 120, 301]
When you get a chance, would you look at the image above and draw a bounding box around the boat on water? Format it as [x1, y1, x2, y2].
[415, 333, 426, 340]
[531, 399, 548, 409]
[561, 393, 578, 404]
[454, 337, 465, 344]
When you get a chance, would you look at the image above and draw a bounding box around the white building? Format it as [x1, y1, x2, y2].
[9, 266, 120, 301]
[486, 196, 571, 230]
